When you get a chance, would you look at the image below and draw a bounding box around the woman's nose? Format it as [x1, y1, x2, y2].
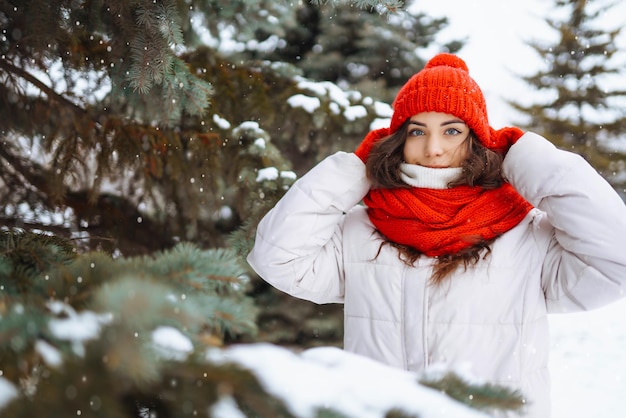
[424, 136, 443, 157]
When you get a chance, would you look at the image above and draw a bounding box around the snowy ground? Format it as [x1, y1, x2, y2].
[549, 298, 626, 417]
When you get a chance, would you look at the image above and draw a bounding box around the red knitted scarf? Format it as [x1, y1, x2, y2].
[363, 184, 533, 257]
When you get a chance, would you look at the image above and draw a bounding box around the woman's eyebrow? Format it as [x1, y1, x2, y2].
[408, 119, 465, 127]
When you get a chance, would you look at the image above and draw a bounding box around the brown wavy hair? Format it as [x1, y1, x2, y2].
[365, 119, 505, 284]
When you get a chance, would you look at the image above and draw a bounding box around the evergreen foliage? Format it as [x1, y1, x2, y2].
[229, 0, 462, 103]
[0, 228, 257, 347]
[420, 372, 525, 415]
[312, 0, 405, 15]
[507, 0, 626, 193]
[2, 0, 445, 255]
[0, 229, 267, 416]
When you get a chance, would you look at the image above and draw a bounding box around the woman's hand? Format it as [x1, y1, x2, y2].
[489, 126, 525, 155]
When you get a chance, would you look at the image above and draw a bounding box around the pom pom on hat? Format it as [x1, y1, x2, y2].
[424, 53, 469, 72]
[390, 53, 496, 150]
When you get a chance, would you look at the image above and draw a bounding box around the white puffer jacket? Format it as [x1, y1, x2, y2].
[247, 132, 626, 417]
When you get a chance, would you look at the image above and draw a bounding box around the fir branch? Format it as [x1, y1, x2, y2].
[157, 1, 184, 46]
[0, 300, 50, 352]
[314, 408, 352, 418]
[420, 372, 525, 413]
[0, 59, 87, 116]
[309, 0, 405, 14]
[135, 2, 156, 30]
[136, 243, 248, 295]
[128, 32, 156, 94]
[128, 1, 183, 94]
[160, 71, 183, 121]
[182, 74, 213, 116]
[159, 58, 212, 123]
[0, 229, 77, 296]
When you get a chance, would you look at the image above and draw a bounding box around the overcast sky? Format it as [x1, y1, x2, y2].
[413, 0, 626, 127]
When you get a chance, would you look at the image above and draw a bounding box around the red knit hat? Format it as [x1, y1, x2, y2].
[390, 53, 499, 150]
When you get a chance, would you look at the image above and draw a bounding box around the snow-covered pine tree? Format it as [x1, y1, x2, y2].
[507, 0, 626, 195]
[0, 229, 267, 416]
[0, 0, 453, 253]
[224, 0, 463, 104]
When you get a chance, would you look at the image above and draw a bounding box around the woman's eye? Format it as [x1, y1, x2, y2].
[408, 129, 424, 136]
[445, 127, 462, 135]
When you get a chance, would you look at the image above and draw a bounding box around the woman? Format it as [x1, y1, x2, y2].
[247, 53, 626, 417]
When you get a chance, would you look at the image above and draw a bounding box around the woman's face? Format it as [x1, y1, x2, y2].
[403, 112, 469, 168]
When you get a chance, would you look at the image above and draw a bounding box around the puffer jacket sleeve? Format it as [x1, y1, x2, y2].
[247, 151, 370, 304]
[503, 132, 626, 312]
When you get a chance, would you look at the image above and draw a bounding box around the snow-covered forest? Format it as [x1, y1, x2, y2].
[1, 0, 625, 417]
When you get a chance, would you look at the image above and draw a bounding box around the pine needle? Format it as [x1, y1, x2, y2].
[420, 372, 526, 413]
